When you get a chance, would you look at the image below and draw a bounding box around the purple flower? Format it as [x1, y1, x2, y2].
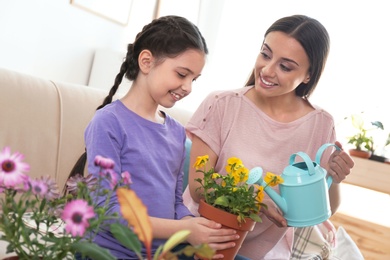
[66, 174, 97, 195]
[94, 155, 114, 169]
[39, 175, 60, 200]
[0, 146, 29, 188]
[99, 169, 118, 189]
[121, 171, 132, 185]
[29, 178, 48, 198]
[61, 199, 95, 237]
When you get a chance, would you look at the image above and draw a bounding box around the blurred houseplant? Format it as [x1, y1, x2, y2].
[346, 113, 384, 158]
[369, 131, 390, 163]
[386, 133, 390, 150]
[0, 147, 213, 260]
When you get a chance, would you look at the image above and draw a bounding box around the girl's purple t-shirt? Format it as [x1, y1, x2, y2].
[85, 100, 192, 258]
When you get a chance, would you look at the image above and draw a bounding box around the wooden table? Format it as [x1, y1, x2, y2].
[345, 156, 390, 194]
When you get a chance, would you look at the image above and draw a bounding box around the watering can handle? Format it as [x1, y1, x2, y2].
[289, 152, 316, 176]
[315, 143, 341, 164]
[315, 143, 341, 187]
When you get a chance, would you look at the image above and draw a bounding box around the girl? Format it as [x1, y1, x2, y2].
[83, 15, 238, 259]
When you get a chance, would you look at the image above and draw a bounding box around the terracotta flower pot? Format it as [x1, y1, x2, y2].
[198, 199, 256, 260]
[349, 149, 372, 159]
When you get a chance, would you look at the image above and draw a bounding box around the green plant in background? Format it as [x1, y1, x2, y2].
[385, 133, 390, 148]
[346, 113, 384, 152]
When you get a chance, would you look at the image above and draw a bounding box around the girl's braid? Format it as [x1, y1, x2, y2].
[96, 44, 133, 110]
[96, 19, 160, 110]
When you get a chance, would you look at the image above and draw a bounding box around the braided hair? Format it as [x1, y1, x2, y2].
[97, 15, 208, 110]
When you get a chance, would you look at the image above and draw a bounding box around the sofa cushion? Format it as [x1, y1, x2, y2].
[1, 68, 62, 186]
[52, 81, 107, 189]
[0, 68, 107, 190]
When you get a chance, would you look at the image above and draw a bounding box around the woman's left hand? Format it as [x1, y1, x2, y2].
[327, 141, 355, 183]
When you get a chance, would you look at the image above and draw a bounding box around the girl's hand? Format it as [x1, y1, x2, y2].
[328, 141, 355, 183]
[183, 217, 240, 259]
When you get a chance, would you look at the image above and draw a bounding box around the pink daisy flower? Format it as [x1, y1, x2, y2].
[61, 199, 95, 237]
[65, 173, 97, 195]
[0, 146, 30, 188]
[39, 175, 60, 200]
[99, 169, 118, 189]
[29, 178, 48, 198]
[94, 155, 114, 169]
[121, 171, 132, 185]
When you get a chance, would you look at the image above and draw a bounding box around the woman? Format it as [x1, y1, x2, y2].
[183, 14, 355, 259]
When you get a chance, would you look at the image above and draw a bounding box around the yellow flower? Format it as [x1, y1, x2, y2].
[238, 167, 249, 183]
[212, 173, 220, 179]
[193, 155, 209, 169]
[231, 167, 249, 185]
[264, 172, 284, 187]
[256, 186, 264, 203]
[225, 157, 243, 173]
[194, 155, 282, 225]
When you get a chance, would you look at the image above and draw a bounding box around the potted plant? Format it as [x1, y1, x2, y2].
[0, 146, 214, 260]
[193, 155, 283, 259]
[369, 132, 390, 162]
[346, 113, 384, 158]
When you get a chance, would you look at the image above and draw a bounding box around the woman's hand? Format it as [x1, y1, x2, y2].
[328, 141, 355, 183]
[261, 206, 287, 228]
[183, 216, 239, 259]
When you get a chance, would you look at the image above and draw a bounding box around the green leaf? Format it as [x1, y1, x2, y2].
[71, 241, 116, 260]
[110, 223, 142, 254]
[153, 245, 163, 260]
[351, 114, 364, 130]
[371, 121, 384, 130]
[190, 244, 215, 259]
[249, 213, 262, 223]
[162, 230, 190, 253]
[214, 196, 229, 207]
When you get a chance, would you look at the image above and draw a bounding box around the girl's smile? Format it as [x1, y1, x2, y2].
[169, 90, 184, 101]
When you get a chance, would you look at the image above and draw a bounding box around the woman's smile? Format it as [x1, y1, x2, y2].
[259, 75, 278, 88]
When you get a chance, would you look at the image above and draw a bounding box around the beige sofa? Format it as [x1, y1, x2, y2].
[0, 67, 192, 190]
[0, 67, 192, 257]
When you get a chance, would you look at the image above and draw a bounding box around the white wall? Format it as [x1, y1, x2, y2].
[1, 0, 389, 156]
[0, 0, 155, 85]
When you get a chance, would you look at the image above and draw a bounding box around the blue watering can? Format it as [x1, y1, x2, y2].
[247, 143, 340, 227]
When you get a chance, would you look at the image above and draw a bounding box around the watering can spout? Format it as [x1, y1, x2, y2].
[247, 167, 288, 214]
